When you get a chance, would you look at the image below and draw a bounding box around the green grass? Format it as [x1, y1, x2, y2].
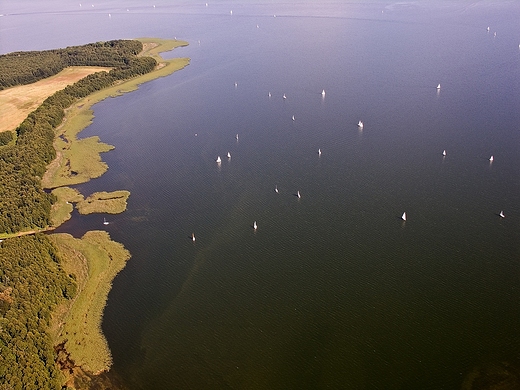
[76, 190, 130, 215]
[49, 231, 131, 374]
[50, 187, 83, 227]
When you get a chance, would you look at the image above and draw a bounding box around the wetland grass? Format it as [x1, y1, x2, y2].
[49, 231, 131, 374]
[76, 190, 130, 215]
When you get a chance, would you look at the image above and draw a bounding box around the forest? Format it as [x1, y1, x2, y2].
[0, 39, 156, 389]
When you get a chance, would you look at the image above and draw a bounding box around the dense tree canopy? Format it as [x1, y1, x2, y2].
[0, 40, 143, 90]
[0, 235, 76, 390]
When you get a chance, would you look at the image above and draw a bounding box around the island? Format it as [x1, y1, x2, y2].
[0, 38, 189, 389]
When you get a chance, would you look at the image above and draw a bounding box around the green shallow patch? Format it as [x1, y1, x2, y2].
[76, 190, 130, 215]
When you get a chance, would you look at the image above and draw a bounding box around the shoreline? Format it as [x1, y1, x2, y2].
[40, 38, 189, 386]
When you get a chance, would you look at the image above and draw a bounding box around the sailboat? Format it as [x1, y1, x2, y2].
[357, 120, 364, 128]
[235, 134, 239, 140]
[489, 155, 494, 162]
[437, 83, 441, 90]
[103, 218, 109, 225]
[253, 221, 257, 230]
[268, 92, 271, 97]
[297, 191, 301, 199]
[442, 150, 447, 156]
[216, 156, 221, 163]
[499, 211, 505, 218]
[275, 185, 279, 193]
[321, 89, 326, 96]
[318, 148, 322, 156]
[283, 93, 287, 100]
[292, 115, 295, 121]
[227, 152, 231, 158]
[401, 212, 407, 221]
[191, 233, 196, 241]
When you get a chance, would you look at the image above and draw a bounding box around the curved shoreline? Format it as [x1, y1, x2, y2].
[41, 38, 190, 386]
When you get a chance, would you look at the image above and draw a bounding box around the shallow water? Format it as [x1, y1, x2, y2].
[2, 1, 520, 388]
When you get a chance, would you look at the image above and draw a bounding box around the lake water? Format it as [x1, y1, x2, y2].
[2, 1, 520, 388]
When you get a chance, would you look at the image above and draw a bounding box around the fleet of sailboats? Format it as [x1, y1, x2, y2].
[195, 81, 505, 238]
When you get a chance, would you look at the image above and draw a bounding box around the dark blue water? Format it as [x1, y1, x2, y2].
[2, 1, 520, 389]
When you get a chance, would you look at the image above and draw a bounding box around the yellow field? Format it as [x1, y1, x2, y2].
[0, 66, 110, 133]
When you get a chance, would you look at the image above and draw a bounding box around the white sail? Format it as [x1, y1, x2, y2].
[437, 83, 441, 89]
[318, 148, 322, 156]
[192, 233, 196, 241]
[442, 150, 446, 156]
[321, 89, 326, 96]
[401, 212, 407, 221]
[357, 120, 364, 128]
[216, 156, 221, 163]
[292, 115, 295, 121]
[499, 211, 505, 218]
[227, 152, 231, 158]
[253, 221, 257, 230]
[297, 191, 301, 199]
[489, 155, 494, 162]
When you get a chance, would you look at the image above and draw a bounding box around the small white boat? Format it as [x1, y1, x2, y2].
[257, 24, 259, 28]
[401, 212, 407, 221]
[321, 89, 326, 96]
[192, 233, 196, 241]
[442, 150, 447, 156]
[227, 152, 231, 158]
[275, 185, 279, 193]
[437, 83, 441, 90]
[268, 92, 271, 97]
[216, 156, 222, 163]
[318, 148, 322, 156]
[297, 191, 301, 199]
[103, 218, 109, 225]
[489, 155, 494, 162]
[283, 93, 287, 100]
[494, 32, 496, 37]
[487, 26, 490, 31]
[235, 134, 239, 140]
[357, 120, 364, 128]
[499, 211, 505, 218]
[234, 81, 238, 87]
[253, 221, 257, 230]
[292, 115, 295, 121]
[230, 10, 233, 15]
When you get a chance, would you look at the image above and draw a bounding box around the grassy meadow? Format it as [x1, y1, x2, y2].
[0, 66, 110, 133]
